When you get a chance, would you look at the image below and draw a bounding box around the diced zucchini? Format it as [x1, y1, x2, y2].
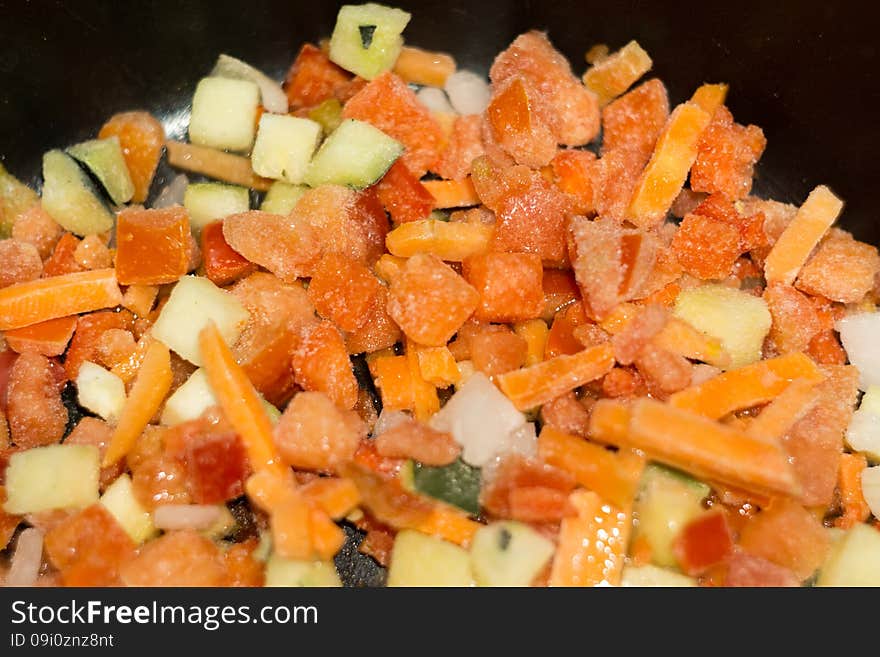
[674, 284, 771, 370]
[3, 445, 100, 514]
[202, 505, 237, 539]
[75, 361, 127, 424]
[151, 275, 250, 366]
[0, 162, 39, 237]
[308, 97, 343, 134]
[817, 524, 880, 586]
[188, 76, 261, 152]
[632, 464, 710, 568]
[303, 119, 403, 189]
[413, 458, 481, 515]
[845, 385, 880, 462]
[251, 114, 322, 184]
[387, 529, 474, 587]
[265, 554, 343, 587]
[99, 474, 157, 544]
[469, 521, 554, 587]
[66, 136, 135, 205]
[210, 53, 288, 114]
[161, 368, 216, 425]
[621, 564, 697, 587]
[41, 150, 114, 235]
[183, 182, 250, 233]
[328, 3, 411, 80]
[260, 182, 307, 214]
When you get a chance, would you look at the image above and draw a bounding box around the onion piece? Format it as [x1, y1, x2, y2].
[6, 528, 44, 587]
[836, 312, 880, 390]
[211, 54, 288, 114]
[152, 504, 222, 531]
[444, 70, 491, 115]
[151, 173, 189, 209]
[861, 465, 880, 518]
[416, 87, 455, 114]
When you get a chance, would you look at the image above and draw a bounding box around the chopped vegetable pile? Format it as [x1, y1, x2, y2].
[3, 2, 880, 588]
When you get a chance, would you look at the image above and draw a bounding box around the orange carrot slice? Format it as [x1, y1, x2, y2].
[103, 340, 172, 466]
[385, 219, 493, 260]
[582, 40, 652, 106]
[626, 102, 712, 228]
[834, 453, 871, 529]
[496, 343, 614, 410]
[423, 178, 480, 209]
[165, 140, 272, 191]
[199, 321, 284, 475]
[668, 352, 824, 419]
[393, 46, 456, 87]
[549, 489, 631, 586]
[0, 269, 122, 331]
[763, 185, 843, 285]
[745, 378, 820, 443]
[623, 398, 800, 499]
[3, 316, 77, 356]
[588, 399, 632, 445]
[538, 427, 644, 508]
[300, 477, 361, 520]
[120, 284, 159, 318]
[690, 83, 729, 116]
[405, 338, 440, 421]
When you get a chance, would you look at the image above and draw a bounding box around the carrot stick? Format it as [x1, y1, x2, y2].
[385, 219, 492, 260]
[538, 427, 645, 508]
[623, 398, 800, 499]
[405, 338, 440, 422]
[423, 178, 480, 209]
[690, 83, 729, 116]
[582, 40, 652, 106]
[245, 466, 314, 560]
[165, 140, 272, 191]
[763, 185, 843, 285]
[834, 453, 871, 529]
[668, 352, 825, 419]
[0, 269, 122, 331]
[393, 46, 456, 87]
[102, 340, 172, 466]
[549, 490, 631, 586]
[745, 378, 820, 443]
[626, 102, 712, 228]
[513, 319, 549, 366]
[199, 321, 284, 475]
[3, 316, 77, 356]
[300, 477, 361, 520]
[497, 343, 614, 411]
[587, 399, 632, 445]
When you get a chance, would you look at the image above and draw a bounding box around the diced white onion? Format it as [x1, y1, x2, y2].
[372, 409, 410, 437]
[861, 465, 880, 518]
[845, 408, 880, 462]
[152, 174, 189, 209]
[444, 70, 491, 116]
[836, 312, 880, 390]
[416, 87, 455, 114]
[152, 504, 222, 531]
[6, 528, 44, 587]
[506, 422, 538, 460]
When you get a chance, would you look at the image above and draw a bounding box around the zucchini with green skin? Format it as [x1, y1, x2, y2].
[387, 529, 474, 586]
[412, 457, 481, 515]
[0, 162, 39, 237]
[328, 3, 411, 80]
[41, 150, 115, 236]
[67, 136, 135, 205]
[188, 76, 261, 153]
[183, 182, 250, 233]
[303, 119, 403, 189]
[469, 521, 555, 586]
[260, 182, 307, 214]
[251, 114, 322, 184]
[308, 98, 344, 134]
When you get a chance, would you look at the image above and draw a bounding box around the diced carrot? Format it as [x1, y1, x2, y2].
[300, 477, 361, 520]
[385, 218, 492, 261]
[42, 233, 84, 277]
[415, 345, 460, 387]
[652, 317, 731, 368]
[376, 160, 435, 225]
[200, 221, 255, 286]
[668, 352, 825, 419]
[393, 46, 456, 87]
[513, 318, 549, 366]
[369, 354, 414, 412]
[247, 471, 313, 560]
[540, 392, 592, 436]
[496, 343, 614, 411]
[549, 489, 630, 586]
[121, 284, 158, 318]
[0, 269, 122, 332]
[115, 206, 190, 286]
[373, 254, 407, 284]
[464, 252, 544, 323]
[486, 76, 556, 168]
[284, 43, 350, 109]
[102, 340, 172, 467]
[308, 505, 346, 560]
[165, 140, 272, 191]
[538, 427, 645, 508]
[405, 339, 440, 421]
[551, 149, 599, 215]
[198, 322, 284, 475]
[582, 40, 652, 106]
[307, 252, 382, 332]
[4, 316, 76, 357]
[690, 83, 728, 116]
[110, 333, 151, 385]
[470, 328, 527, 378]
[98, 111, 163, 204]
[619, 398, 800, 499]
[545, 303, 589, 359]
[64, 310, 134, 380]
[626, 102, 711, 228]
[422, 178, 480, 209]
[763, 185, 843, 285]
[834, 452, 871, 529]
[291, 321, 359, 410]
[745, 378, 819, 443]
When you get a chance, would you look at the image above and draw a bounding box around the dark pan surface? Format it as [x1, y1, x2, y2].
[1, 0, 878, 585]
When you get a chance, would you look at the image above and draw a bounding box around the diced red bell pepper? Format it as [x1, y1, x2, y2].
[201, 220, 256, 286]
[673, 509, 734, 576]
[375, 160, 435, 225]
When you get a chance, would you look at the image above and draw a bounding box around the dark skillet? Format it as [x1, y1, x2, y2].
[1, 0, 877, 585]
